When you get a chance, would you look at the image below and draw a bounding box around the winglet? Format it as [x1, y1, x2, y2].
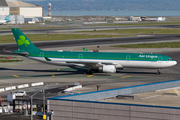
[45, 57, 52, 61]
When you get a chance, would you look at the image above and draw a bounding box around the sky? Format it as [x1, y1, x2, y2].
[19, 0, 64, 1]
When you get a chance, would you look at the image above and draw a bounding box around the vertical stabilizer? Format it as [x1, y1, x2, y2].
[83, 48, 88, 51]
[11, 28, 42, 52]
[4, 14, 11, 21]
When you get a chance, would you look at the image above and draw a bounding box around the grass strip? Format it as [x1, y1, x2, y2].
[0, 60, 23, 63]
[0, 34, 134, 43]
[0, 26, 66, 30]
[89, 22, 180, 26]
[112, 42, 180, 48]
[0, 56, 16, 58]
[78, 29, 180, 34]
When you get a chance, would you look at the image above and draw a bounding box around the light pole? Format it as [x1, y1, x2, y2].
[116, 10, 118, 16]
[42, 85, 46, 120]
[59, 9, 61, 16]
[40, 84, 50, 120]
[26, 91, 40, 120]
[8, 79, 12, 94]
[87, 10, 89, 16]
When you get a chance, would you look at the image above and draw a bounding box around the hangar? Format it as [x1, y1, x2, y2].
[0, 0, 43, 18]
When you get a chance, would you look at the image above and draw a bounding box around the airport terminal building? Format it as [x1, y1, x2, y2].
[0, 0, 43, 18]
[47, 80, 180, 120]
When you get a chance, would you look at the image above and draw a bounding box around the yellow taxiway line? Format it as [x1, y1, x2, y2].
[121, 76, 131, 78]
[13, 75, 20, 77]
[87, 75, 93, 77]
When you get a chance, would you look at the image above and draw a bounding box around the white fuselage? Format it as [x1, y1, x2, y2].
[28, 56, 177, 69]
[0, 20, 7, 24]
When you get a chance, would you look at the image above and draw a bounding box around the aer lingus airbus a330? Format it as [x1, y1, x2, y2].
[11, 28, 177, 74]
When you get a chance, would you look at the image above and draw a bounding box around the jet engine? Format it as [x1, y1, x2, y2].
[99, 65, 116, 73]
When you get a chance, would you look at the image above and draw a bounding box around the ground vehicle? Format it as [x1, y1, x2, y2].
[14, 91, 26, 97]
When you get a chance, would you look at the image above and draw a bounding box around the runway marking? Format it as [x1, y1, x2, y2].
[52, 75, 55, 77]
[13, 75, 19, 77]
[87, 75, 93, 77]
[121, 76, 131, 78]
[57, 69, 60, 71]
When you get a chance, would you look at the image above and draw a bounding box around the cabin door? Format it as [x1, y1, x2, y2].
[158, 56, 162, 63]
[39, 52, 44, 57]
[126, 55, 131, 62]
[78, 54, 83, 61]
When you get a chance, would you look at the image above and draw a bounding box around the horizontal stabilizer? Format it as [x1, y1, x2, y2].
[13, 50, 29, 56]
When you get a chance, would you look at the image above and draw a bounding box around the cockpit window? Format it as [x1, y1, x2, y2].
[168, 59, 172, 61]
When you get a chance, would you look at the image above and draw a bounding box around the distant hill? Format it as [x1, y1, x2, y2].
[20, 0, 180, 10]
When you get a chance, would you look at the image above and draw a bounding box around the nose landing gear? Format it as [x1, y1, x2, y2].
[157, 69, 161, 75]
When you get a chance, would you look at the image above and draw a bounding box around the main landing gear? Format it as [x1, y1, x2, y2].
[83, 70, 95, 75]
[84, 70, 93, 75]
[157, 69, 161, 75]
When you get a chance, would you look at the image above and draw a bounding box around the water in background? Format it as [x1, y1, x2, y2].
[44, 10, 180, 16]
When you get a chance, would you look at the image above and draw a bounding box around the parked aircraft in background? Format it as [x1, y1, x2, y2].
[11, 28, 177, 75]
[0, 14, 11, 25]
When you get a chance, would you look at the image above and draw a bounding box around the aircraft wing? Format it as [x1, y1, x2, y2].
[66, 61, 123, 68]
[66, 61, 100, 64]
[66, 61, 116, 64]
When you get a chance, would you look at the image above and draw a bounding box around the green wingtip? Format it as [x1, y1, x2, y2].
[45, 57, 52, 61]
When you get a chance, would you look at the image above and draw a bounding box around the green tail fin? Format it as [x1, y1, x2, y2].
[83, 48, 88, 51]
[11, 28, 42, 52]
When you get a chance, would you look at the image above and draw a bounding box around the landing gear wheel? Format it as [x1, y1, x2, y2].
[83, 70, 93, 75]
[89, 70, 93, 75]
[83, 70, 88, 74]
[157, 69, 161, 75]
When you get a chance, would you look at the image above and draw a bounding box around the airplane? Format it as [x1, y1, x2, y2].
[83, 48, 88, 52]
[11, 28, 177, 75]
[0, 14, 11, 25]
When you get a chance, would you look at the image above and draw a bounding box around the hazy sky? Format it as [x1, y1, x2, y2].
[19, 0, 64, 1]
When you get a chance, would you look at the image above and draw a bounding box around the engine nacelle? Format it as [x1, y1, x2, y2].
[99, 65, 116, 73]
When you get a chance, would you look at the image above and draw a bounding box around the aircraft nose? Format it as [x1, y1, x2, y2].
[173, 61, 177, 66]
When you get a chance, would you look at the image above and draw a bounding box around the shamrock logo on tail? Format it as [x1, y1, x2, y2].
[17, 35, 30, 47]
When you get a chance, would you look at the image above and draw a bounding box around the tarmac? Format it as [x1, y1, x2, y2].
[98, 88, 180, 108]
[0, 113, 42, 120]
[1, 38, 180, 119]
